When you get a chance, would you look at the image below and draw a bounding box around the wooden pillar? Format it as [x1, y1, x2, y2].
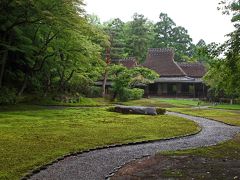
[193, 84, 196, 98]
[162, 83, 167, 96]
[145, 85, 149, 97]
[176, 83, 181, 96]
[157, 83, 162, 96]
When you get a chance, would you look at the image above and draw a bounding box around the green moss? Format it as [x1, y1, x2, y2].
[124, 98, 208, 108]
[156, 108, 166, 115]
[162, 134, 240, 160]
[211, 104, 240, 110]
[0, 105, 199, 179]
[163, 169, 184, 177]
[168, 108, 240, 126]
[34, 97, 111, 107]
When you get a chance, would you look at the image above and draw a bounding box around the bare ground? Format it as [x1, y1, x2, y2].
[112, 155, 240, 180]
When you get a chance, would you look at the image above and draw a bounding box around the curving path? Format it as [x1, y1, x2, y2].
[29, 112, 240, 180]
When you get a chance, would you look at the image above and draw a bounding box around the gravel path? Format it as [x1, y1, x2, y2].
[29, 112, 240, 180]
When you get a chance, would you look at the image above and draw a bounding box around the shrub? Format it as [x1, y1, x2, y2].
[87, 86, 102, 98]
[156, 108, 166, 115]
[107, 106, 116, 112]
[0, 87, 17, 105]
[129, 88, 144, 100]
[118, 88, 144, 102]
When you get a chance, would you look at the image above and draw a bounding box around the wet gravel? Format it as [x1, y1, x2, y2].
[29, 112, 240, 180]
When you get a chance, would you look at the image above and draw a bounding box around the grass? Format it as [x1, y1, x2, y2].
[168, 107, 240, 126]
[32, 97, 111, 107]
[122, 98, 206, 108]
[158, 98, 207, 107]
[122, 98, 176, 107]
[156, 134, 240, 179]
[122, 98, 240, 126]
[162, 133, 240, 159]
[0, 105, 199, 180]
[125, 97, 240, 110]
[211, 104, 240, 110]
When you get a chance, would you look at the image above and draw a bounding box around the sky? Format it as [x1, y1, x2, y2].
[84, 0, 235, 44]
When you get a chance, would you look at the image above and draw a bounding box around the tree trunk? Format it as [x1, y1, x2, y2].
[0, 50, 8, 88]
[44, 75, 51, 97]
[102, 69, 108, 97]
[18, 73, 28, 96]
[0, 34, 11, 88]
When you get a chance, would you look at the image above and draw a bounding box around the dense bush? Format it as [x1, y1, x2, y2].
[129, 88, 145, 100]
[0, 87, 17, 105]
[119, 88, 144, 101]
[53, 93, 90, 104]
[87, 86, 102, 98]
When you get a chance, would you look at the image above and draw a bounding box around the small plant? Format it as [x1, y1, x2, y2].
[107, 107, 116, 112]
[156, 108, 166, 115]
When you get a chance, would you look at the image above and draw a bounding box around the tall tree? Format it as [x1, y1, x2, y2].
[103, 18, 127, 59]
[125, 13, 154, 62]
[0, 0, 108, 99]
[204, 0, 240, 101]
[152, 13, 194, 61]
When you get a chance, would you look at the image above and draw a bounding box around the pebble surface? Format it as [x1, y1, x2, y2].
[29, 112, 240, 180]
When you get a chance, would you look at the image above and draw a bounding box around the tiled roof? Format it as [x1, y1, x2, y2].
[142, 48, 186, 77]
[142, 48, 206, 78]
[111, 57, 138, 68]
[178, 62, 206, 78]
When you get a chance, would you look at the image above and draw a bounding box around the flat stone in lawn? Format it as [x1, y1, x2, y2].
[114, 105, 158, 115]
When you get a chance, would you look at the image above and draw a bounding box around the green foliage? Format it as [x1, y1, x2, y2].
[87, 86, 102, 98]
[102, 12, 201, 63]
[119, 88, 144, 101]
[53, 94, 87, 104]
[0, 87, 17, 105]
[0, 0, 108, 101]
[124, 13, 154, 62]
[156, 108, 166, 115]
[192, 40, 221, 63]
[103, 18, 127, 59]
[204, 1, 240, 99]
[107, 106, 116, 112]
[152, 13, 194, 61]
[109, 65, 158, 101]
[128, 88, 144, 100]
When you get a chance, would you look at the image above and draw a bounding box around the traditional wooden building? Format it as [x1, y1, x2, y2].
[142, 48, 207, 98]
[96, 48, 207, 98]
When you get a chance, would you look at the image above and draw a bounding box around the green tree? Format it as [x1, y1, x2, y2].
[125, 13, 154, 62]
[204, 0, 240, 102]
[109, 65, 158, 100]
[0, 0, 108, 101]
[153, 13, 194, 61]
[192, 40, 221, 63]
[103, 18, 127, 59]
